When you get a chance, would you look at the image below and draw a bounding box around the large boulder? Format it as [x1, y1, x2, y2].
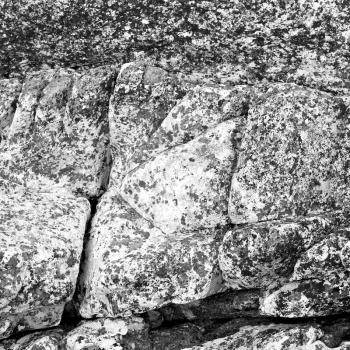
[120, 120, 237, 234]
[78, 193, 224, 317]
[1, 66, 116, 198]
[0, 186, 90, 339]
[261, 228, 350, 317]
[219, 211, 349, 289]
[229, 84, 350, 223]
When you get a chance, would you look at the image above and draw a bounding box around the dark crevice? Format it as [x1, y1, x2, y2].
[60, 196, 100, 331]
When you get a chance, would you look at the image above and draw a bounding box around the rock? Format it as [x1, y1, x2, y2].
[64, 317, 150, 350]
[120, 119, 237, 234]
[0, 78, 22, 144]
[0, 186, 90, 339]
[157, 289, 260, 323]
[1, 66, 116, 197]
[229, 84, 350, 223]
[260, 228, 350, 317]
[108, 62, 184, 185]
[78, 193, 224, 318]
[182, 324, 323, 350]
[3, 1, 350, 96]
[150, 323, 204, 350]
[219, 211, 349, 289]
[125, 83, 250, 177]
[0, 329, 64, 350]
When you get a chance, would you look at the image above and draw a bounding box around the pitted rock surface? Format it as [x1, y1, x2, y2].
[0, 66, 116, 198]
[1, 48, 350, 348]
[229, 84, 350, 223]
[0, 186, 90, 339]
[78, 193, 225, 318]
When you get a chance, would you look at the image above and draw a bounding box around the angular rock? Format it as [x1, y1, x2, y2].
[261, 229, 350, 317]
[219, 211, 349, 289]
[120, 120, 237, 234]
[0, 78, 22, 144]
[125, 84, 250, 175]
[78, 193, 224, 318]
[0, 329, 64, 350]
[0, 186, 90, 339]
[229, 84, 350, 223]
[182, 324, 323, 350]
[108, 62, 184, 185]
[1, 66, 116, 197]
[64, 317, 150, 350]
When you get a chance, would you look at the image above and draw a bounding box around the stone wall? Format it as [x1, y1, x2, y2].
[1, 1, 350, 349]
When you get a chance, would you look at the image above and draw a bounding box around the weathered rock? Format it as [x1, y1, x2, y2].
[120, 119, 237, 234]
[261, 228, 350, 317]
[229, 84, 350, 223]
[64, 317, 150, 350]
[78, 193, 224, 318]
[0, 186, 90, 339]
[3, 1, 350, 98]
[1, 66, 116, 197]
[219, 211, 350, 289]
[0, 329, 64, 350]
[156, 289, 260, 324]
[108, 62, 184, 185]
[182, 324, 323, 350]
[0, 78, 22, 144]
[150, 323, 204, 350]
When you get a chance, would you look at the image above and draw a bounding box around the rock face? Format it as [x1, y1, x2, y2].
[0, 187, 90, 339]
[2, 4, 350, 343]
[1, 66, 116, 198]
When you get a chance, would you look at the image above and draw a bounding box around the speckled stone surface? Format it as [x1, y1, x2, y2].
[0, 330, 64, 350]
[65, 317, 150, 350]
[182, 324, 324, 350]
[0, 66, 116, 198]
[219, 211, 350, 289]
[229, 84, 350, 223]
[0, 186, 90, 339]
[78, 192, 225, 318]
[260, 227, 350, 317]
[2, 1, 350, 97]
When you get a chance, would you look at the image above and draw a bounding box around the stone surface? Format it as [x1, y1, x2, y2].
[0, 78, 22, 144]
[229, 84, 350, 223]
[2, 1, 350, 97]
[0, 330, 64, 350]
[261, 227, 350, 317]
[156, 289, 260, 324]
[182, 324, 324, 350]
[0, 186, 90, 339]
[78, 193, 224, 318]
[219, 211, 350, 289]
[120, 120, 237, 234]
[108, 62, 184, 186]
[0, 66, 116, 198]
[64, 317, 150, 350]
[150, 323, 204, 350]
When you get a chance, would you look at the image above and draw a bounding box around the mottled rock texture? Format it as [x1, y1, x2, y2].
[2, 5, 350, 342]
[0, 66, 116, 198]
[2, 0, 350, 96]
[0, 187, 90, 339]
[182, 324, 324, 349]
